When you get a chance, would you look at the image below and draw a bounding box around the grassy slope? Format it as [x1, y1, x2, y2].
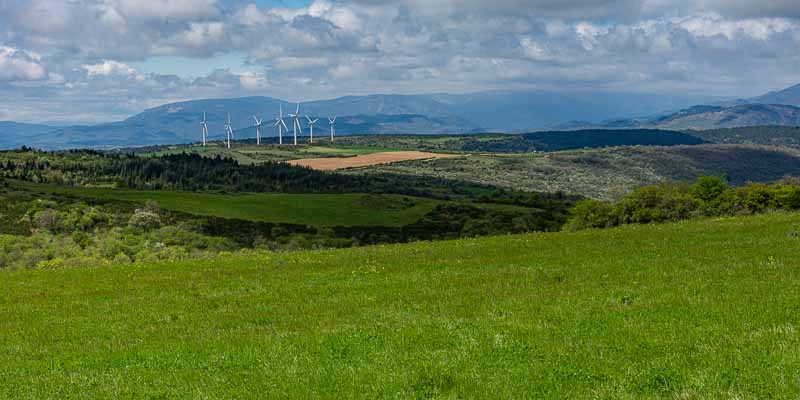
[3, 213, 800, 398]
[350, 144, 800, 200]
[31, 184, 442, 227]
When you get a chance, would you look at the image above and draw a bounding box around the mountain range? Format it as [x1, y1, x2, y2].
[551, 84, 800, 131]
[2, 84, 800, 149]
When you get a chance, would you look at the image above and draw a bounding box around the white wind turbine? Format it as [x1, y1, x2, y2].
[200, 112, 209, 146]
[273, 104, 288, 145]
[328, 116, 336, 142]
[306, 115, 319, 144]
[225, 113, 234, 149]
[253, 115, 264, 145]
[288, 102, 302, 146]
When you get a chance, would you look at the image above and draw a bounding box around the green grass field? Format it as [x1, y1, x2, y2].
[46, 186, 442, 227]
[3, 212, 800, 398]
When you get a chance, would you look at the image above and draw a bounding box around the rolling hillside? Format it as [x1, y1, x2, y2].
[348, 144, 800, 200]
[2, 213, 800, 397]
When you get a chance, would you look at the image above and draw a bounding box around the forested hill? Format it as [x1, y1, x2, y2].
[0, 150, 576, 207]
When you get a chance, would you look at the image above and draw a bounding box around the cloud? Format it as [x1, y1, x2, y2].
[0, 46, 46, 82]
[1, 0, 800, 123]
[82, 60, 145, 81]
[695, 0, 800, 18]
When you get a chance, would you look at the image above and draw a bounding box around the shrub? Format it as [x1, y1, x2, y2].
[564, 177, 800, 231]
[614, 183, 696, 224]
[128, 210, 161, 231]
[772, 185, 800, 209]
[737, 183, 773, 214]
[33, 209, 61, 232]
[691, 176, 727, 203]
[563, 199, 616, 231]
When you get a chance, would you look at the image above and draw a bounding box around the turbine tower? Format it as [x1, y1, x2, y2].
[328, 116, 336, 142]
[306, 116, 319, 144]
[225, 113, 234, 149]
[201, 112, 209, 146]
[273, 104, 288, 145]
[288, 102, 302, 146]
[253, 115, 264, 145]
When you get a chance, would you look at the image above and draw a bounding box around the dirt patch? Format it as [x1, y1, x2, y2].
[286, 151, 461, 171]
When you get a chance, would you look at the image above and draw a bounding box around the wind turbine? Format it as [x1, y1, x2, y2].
[288, 102, 302, 146]
[306, 115, 319, 144]
[225, 113, 234, 149]
[273, 104, 288, 145]
[200, 112, 209, 146]
[328, 116, 336, 142]
[253, 115, 264, 145]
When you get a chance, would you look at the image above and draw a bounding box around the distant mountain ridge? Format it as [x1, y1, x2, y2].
[562, 104, 800, 131]
[2, 83, 800, 149]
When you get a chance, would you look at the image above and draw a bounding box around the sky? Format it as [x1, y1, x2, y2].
[1, 0, 799, 123]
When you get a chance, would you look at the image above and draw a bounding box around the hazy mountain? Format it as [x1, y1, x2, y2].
[0, 85, 786, 150]
[0, 122, 61, 149]
[571, 104, 800, 130]
[430, 90, 712, 131]
[0, 87, 718, 149]
[655, 104, 800, 130]
[749, 83, 800, 107]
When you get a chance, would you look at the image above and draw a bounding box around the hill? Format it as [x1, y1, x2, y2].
[347, 144, 800, 200]
[224, 130, 705, 155]
[749, 83, 800, 106]
[654, 104, 800, 130]
[0, 121, 59, 147]
[569, 104, 800, 131]
[2, 212, 800, 397]
[688, 126, 800, 149]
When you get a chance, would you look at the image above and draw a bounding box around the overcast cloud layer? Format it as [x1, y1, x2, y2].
[1, 0, 799, 123]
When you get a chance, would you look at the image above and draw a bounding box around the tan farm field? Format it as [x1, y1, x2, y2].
[286, 151, 461, 171]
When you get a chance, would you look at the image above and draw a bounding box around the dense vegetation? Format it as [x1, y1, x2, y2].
[314, 130, 705, 153]
[351, 144, 800, 200]
[687, 125, 800, 149]
[0, 149, 577, 269]
[565, 175, 800, 230]
[3, 212, 800, 397]
[0, 149, 551, 203]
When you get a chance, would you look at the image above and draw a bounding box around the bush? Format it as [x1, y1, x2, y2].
[691, 176, 727, 203]
[564, 177, 800, 231]
[563, 199, 616, 231]
[33, 209, 61, 232]
[772, 185, 800, 209]
[128, 210, 161, 231]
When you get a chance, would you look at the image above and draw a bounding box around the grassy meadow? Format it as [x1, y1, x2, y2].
[2, 212, 800, 397]
[29, 183, 443, 227]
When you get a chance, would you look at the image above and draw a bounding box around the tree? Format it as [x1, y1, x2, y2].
[691, 176, 727, 203]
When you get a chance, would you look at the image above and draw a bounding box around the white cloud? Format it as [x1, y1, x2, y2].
[82, 60, 144, 81]
[2, 0, 800, 122]
[0, 46, 46, 82]
[238, 71, 268, 90]
[104, 0, 220, 20]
